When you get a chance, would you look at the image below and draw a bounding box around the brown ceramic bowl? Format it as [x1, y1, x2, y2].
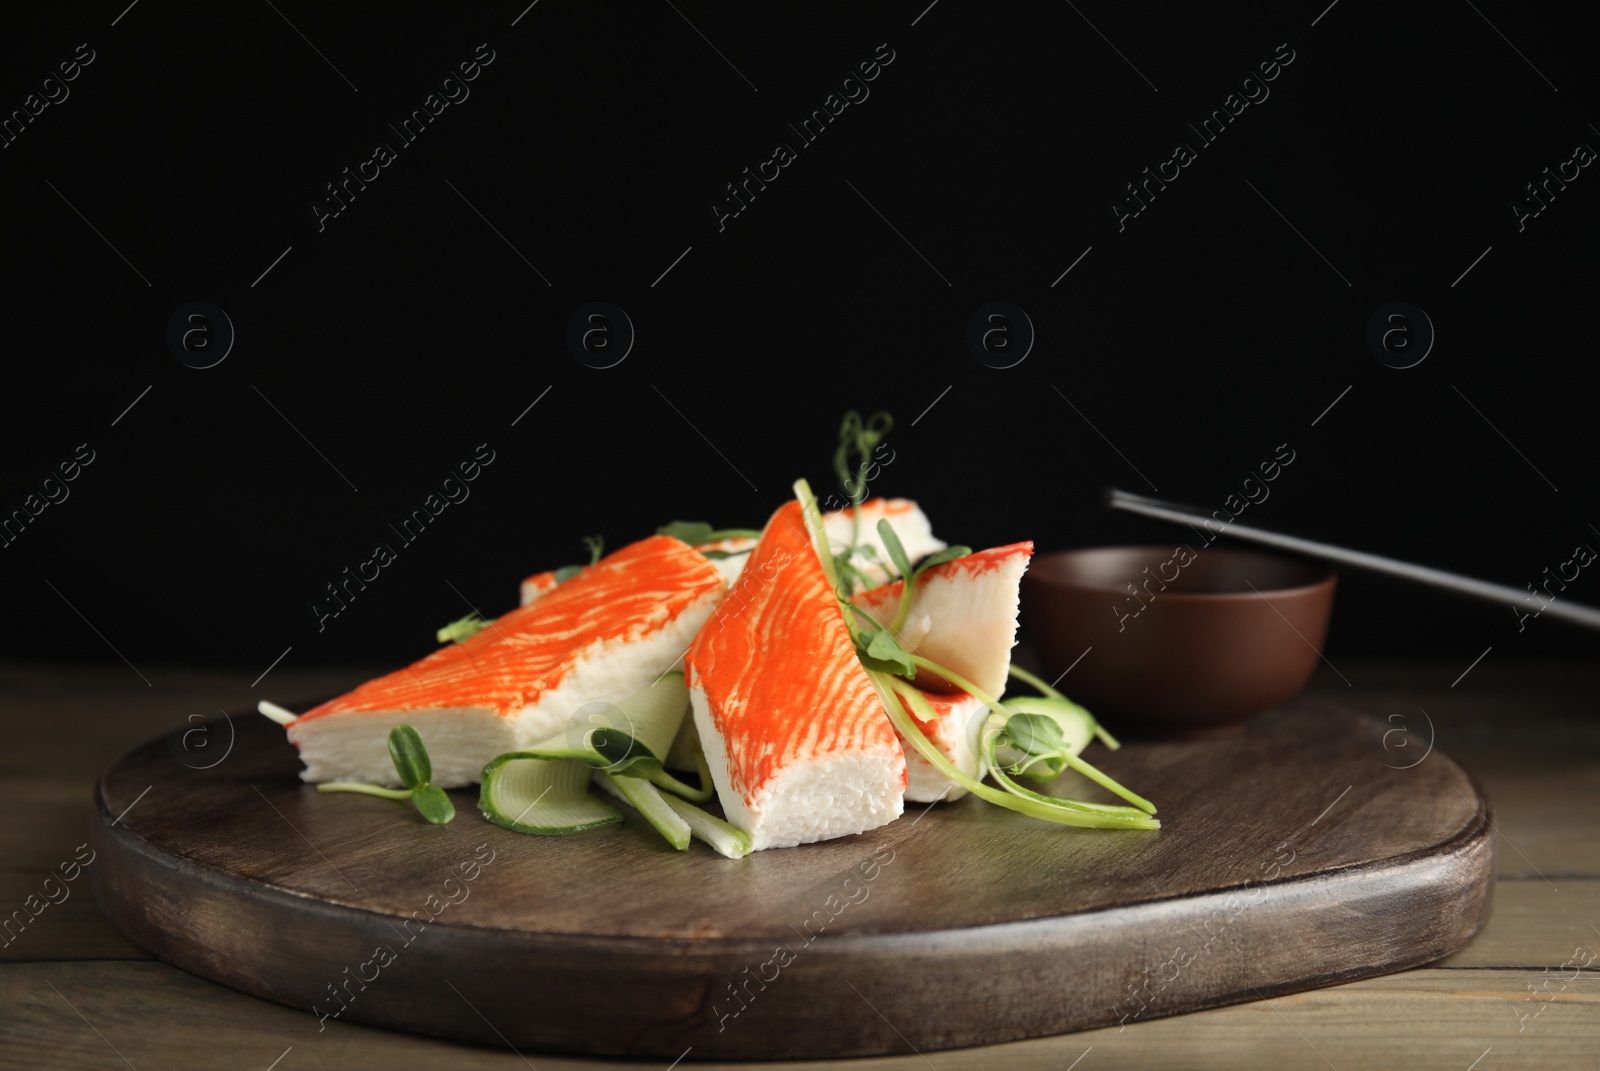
[1021, 546, 1336, 735]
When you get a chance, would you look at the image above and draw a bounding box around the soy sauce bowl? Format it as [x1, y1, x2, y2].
[1020, 546, 1336, 736]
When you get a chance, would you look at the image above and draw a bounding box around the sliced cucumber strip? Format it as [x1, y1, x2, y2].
[652, 711, 717, 801]
[317, 781, 413, 799]
[594, 771, 691, 851]
[523, 698, 716, 804]
[664, 710, 703, 771]
[479, 752, 622, 835]
[581, 672, 690, 772]
[633, 748, 716, 803]
[659, 793, 752, 859]
[577, 674, 717, 801]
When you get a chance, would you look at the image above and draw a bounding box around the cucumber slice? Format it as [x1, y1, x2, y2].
[580, 672, 690, 772]
[636, 750, 716, 803]
[659, 793, 753, 859]
[479, 752, 622, 835]
[594, 767, 749, 859]
[994, 696, 1096, 781]
[1007, 664, 1120, 749]
[316, 782, 413, 799]
[663, 710, 703, 771]
[651, 715, 718, 801]
[580, 674, 717, 801]
[1003, 697, 1095, 754]
[594, 771, 691, 851]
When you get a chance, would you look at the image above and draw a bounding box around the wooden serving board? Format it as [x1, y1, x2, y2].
[90, 698, 1493, 1060]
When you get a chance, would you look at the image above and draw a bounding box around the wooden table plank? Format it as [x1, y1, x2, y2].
[0, 870, 147, 963]
[1058, 968, 1600, 1071]
[1436, 879, 1600, 968]
[4, 961, 1596, 1070]
[1451, 748, 1600, 880]
[0, 778, 102, 872]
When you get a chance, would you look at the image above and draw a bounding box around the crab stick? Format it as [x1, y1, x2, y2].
[286, 535, 726, 788]
[686, 501, 906, 850]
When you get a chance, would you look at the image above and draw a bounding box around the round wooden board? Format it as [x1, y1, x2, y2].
[90, 698, 1493, 1060]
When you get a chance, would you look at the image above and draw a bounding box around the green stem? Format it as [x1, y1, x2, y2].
[1055, 749, 1156, 814]
[317, 782, 414, 800]
[983, 750, 1150, 818]
[793, 478, 843, 593]
[906, 655, 1008, 713]
[889, 572, 917, 635]
[1007, 663, 1063, 699]
[640, 762, 716, 803]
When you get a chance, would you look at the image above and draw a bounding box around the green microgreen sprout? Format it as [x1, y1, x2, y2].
[656, 521, 762, 544]
[830, 410, 893, 593]
[436, 611, 490, 645]
[833, 410, 892, 508]
[874, 518, 972, 633]
[318, 724, 456, 824]
[656, 522, 763, 561]
[699, 546, 754, 561]
[994, 711, 1070, 777]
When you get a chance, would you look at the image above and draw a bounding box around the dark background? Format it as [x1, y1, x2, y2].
[1, 1, 1594, 679]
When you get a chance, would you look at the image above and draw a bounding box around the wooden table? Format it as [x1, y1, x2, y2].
[3, 661, 1596, 1070]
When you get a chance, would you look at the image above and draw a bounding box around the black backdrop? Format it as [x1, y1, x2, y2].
[1, 2, 1594, 677]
